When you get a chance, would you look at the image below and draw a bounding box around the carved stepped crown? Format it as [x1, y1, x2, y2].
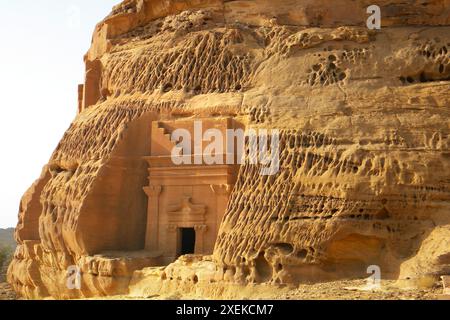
[151, 121, 184, 157]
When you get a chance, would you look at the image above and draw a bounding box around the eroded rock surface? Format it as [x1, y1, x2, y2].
[7, 0, 450, 299]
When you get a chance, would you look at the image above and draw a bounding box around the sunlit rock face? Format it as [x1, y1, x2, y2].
[7, 0, 450, 299]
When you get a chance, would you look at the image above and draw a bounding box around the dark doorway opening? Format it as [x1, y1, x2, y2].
[179, 228, 196, 256]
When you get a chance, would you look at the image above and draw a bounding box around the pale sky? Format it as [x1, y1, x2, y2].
[0, 1, 120, 228]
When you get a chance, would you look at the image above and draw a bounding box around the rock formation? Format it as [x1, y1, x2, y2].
[7, 0, 450, 299]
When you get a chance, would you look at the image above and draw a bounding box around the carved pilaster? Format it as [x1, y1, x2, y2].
[143, 185, 162, 251]
[143, 185, 162, 197]
[194, 224, 208, 253]
[210, 184, 232, 236]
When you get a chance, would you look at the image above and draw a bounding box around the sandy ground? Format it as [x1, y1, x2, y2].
[2, 279, 449, 300]
[277, 279, 448, 300]
[92, 279, 450, 300]
[0, 282, 17, 300]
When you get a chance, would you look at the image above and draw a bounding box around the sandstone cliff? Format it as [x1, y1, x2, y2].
[7, 0, 450, 299]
